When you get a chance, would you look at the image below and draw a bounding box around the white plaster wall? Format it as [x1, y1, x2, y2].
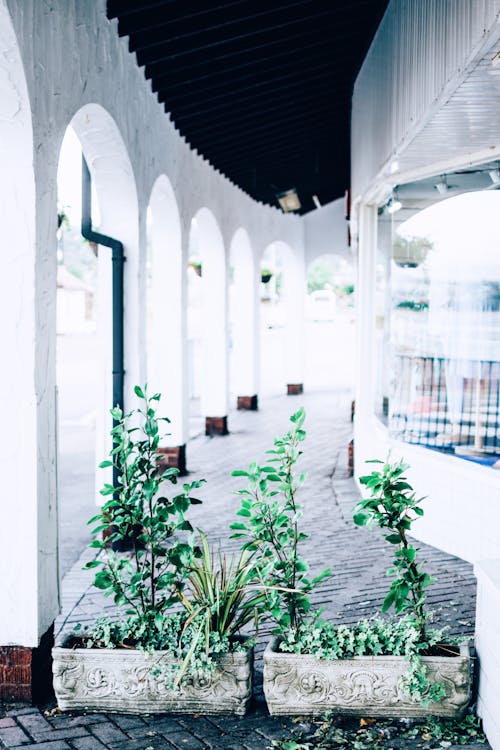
[475, 561, 500, 750]
[0, 0, 46, 648]
[349, 8, 500, 750]
[355, 414, 500, 564]
[352, 0, 500, 203]
[303, 198, 350, 267]
[0, 0, 305, 647]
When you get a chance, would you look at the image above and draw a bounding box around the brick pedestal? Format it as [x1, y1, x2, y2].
[0, 624, 54, 704]
[347, 438, 354, 477]
[205, 416, 228, 436]
[237, 395, 258, 411]
[157, 444, 187, 475]
[287, 383, 303, 395]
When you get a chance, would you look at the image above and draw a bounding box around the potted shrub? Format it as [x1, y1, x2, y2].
[189, 259, 202, 276]
[261, 268, 273, 284]
[52, 386, 255, 715]
[231, 416, 471, 718]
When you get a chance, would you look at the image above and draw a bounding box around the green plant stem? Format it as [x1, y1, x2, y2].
[285, 450, 299, 629]
[133, 542, 147, 616]
[105, 550, 141, 618]
[397, 523, 426, 640]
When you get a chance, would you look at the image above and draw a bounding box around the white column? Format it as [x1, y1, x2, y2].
[201, 253, 229, 417]
[147, 180, 188, 446]
[230, 231, 260, 401]
[355, 203, 378, 419]
[0, 3, 59, 646]
[283, 249, 306, 387]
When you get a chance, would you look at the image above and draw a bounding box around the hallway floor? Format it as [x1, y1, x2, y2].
[1, 390, 487, 749]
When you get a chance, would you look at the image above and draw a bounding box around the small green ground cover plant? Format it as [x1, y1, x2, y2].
[73, 386, 257, 682]
[271, 713, 486, 750]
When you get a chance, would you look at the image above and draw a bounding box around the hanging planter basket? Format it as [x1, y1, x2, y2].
[261, 269, 273, 284]
[189, 261, 202, 277]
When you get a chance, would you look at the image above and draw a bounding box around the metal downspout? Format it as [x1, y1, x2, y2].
[81, 156, 125, 490]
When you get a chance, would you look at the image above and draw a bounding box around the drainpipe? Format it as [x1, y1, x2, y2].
[81, 156, 125, 491]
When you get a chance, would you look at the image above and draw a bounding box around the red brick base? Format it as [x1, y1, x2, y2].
[205, 416, 228, 436]
[237, 395, 258, 411]
[157, 444, 187, 476]
[347, 438, 354, 477]
[0, 624, 54, 704]
[287, 383, 304, 395]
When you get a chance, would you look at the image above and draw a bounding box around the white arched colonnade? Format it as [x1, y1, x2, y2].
[0, 0, 305, 701]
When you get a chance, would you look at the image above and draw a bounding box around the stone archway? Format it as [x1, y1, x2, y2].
[68, 104, 139, 499]
[261, 240, 306, 396]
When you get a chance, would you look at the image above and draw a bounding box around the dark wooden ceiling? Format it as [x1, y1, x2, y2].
[107, 0, 389, 214]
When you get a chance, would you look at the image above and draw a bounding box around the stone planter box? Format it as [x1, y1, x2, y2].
[263, 638, 471, 718]
[52, 643, 253, 715]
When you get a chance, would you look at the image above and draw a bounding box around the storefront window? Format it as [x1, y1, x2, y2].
[388, 191, 500, 466]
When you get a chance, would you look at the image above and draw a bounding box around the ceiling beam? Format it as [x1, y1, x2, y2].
[129, 0, 311, 50]
[150, 37, 334, 91]
[161, 61, 343, 111]
[165, 79, 349, 124]
[180, 106, 344, 155]
[204, 135, 327, 167]
[139, 8, 354, 67]
[145, 26, 359, 79]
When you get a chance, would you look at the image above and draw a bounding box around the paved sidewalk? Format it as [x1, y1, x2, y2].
[0, 390, 487, 749]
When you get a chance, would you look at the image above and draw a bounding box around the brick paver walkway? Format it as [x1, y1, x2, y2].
[0, 390, 487, 749]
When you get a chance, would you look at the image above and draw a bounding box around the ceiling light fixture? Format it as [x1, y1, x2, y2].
[277, 189, 301, 213]
[488, 168, 500, 185]
[312, 194, 321, 209]
[435, 176, 449, 195]
[386, 191, 402, 214]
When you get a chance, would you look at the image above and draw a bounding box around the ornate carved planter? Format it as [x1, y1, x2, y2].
[263, 638, 471, 718]
[53, 643, 253, 715]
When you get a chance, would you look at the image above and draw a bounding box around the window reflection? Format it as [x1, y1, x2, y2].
[388, 191, 500, 466]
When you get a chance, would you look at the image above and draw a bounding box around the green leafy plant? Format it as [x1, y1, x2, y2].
[352, 457, 464, 704]
[396, 299, 429, 311]
[189, 259, 202, 276]
[353, 457, 433, 641]
[85, 385, 204, 630]
[230, 408, 331, 634]
[278, 613, 444, 661]
[179, 532, 264, 656]
[76, 610, 245, 685]
[261, 268, 273, 283]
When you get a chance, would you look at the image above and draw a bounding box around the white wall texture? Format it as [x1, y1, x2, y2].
[0, 0, 306, 648]
[475, 561, 500, 750]
[303, 197, 350, 267]
[351, 3, 500, 747]
[351, 0, 500, 562]
[352, 0, 500, 204]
